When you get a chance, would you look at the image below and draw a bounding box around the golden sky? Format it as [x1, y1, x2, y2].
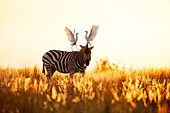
[0, 0, 170, 69]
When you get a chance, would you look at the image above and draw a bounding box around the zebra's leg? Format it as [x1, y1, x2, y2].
[46, 71, 51, 80]
[46, 69, 52, 80]
[44, 65, 51, 79]
[46, 67, 55, 81]
[46, 71, 54, 82]
[69, 72, 75, 78]
[81, 71, 85, 77]
[50, 67, 55, 78]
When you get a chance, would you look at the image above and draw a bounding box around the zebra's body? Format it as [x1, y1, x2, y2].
[42, 43, 94, 79]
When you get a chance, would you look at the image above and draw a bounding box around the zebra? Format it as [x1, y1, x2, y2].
[42, 43, 94, 79]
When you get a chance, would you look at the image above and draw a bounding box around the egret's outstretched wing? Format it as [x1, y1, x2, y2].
[65, 27, 76, 43]
[87, 25, 99, 41]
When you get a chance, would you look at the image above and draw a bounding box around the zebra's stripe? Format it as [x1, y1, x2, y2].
[48, 51, 61, 72]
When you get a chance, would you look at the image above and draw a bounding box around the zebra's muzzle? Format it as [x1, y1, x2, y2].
[85, 60, 90, 66]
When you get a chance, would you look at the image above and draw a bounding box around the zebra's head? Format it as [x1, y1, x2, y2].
[79, 43, 94, 66]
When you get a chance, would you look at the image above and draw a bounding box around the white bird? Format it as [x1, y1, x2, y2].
[65, 26, 79, 51]
[85, 25, 99, 46]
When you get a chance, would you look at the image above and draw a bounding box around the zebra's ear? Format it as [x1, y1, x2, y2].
[89, 46, 94, 50]
[79, 45, 84, 48]
[86, 43, 88, 48]
[84, 43, 88, 50]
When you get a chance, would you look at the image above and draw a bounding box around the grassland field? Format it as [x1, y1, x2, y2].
[0, 58, 170, 113]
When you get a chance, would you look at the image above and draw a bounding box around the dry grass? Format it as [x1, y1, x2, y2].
[0, 59, 170, 113]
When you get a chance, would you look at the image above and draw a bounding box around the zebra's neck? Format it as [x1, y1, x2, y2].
[77, 52, 86, 68]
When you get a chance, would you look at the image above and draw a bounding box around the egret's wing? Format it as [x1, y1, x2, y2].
[65, 27, 76, 43]
[90, 25, 96, 34]
[87, 25, 99, 41]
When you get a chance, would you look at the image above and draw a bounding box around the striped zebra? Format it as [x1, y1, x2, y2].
[42, 43, 94, 79]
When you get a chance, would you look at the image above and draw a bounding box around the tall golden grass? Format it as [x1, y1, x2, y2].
[0, 58, 170, 113]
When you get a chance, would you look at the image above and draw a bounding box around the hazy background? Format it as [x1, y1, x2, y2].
[0, 0, 170, 70]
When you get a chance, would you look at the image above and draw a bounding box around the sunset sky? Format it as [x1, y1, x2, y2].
[0, 0, 170, 69]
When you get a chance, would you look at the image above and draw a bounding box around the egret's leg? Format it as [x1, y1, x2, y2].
[76, 45, 79, 51]
[71, 46, 73, 51]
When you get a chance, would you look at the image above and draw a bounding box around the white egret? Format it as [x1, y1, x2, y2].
[85, 25, 99, 46]
[65, 26, 79, 51]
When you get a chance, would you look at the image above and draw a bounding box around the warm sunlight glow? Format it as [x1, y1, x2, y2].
[0, 0, 170, 69]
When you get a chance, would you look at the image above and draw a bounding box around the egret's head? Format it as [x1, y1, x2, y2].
[76, 32, 79, 37]
[84, 31, 88, 33]
[84, 31, 88, 35]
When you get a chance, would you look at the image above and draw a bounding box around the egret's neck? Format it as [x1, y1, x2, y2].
[76, 35, 78, 41]
[85, 32, 88, 39]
